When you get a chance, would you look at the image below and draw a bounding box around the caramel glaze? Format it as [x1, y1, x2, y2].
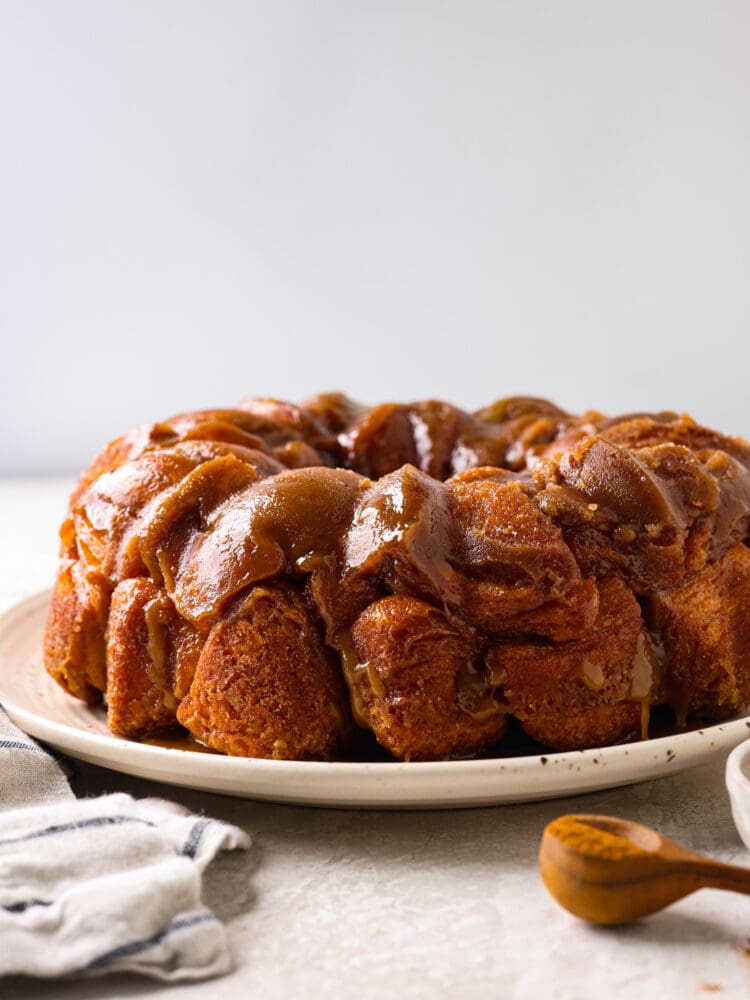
[44, 394, 750, 761]
[142, 729, 220, 754]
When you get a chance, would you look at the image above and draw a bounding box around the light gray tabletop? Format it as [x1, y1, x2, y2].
[3, 479, 750, 1000]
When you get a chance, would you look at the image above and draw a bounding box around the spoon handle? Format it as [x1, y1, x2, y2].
[686, 857, 750, 896]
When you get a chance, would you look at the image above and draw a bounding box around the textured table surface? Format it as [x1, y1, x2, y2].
[2, 478, 750, 1000]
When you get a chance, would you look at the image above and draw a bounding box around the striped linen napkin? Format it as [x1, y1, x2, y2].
[0, 707, 250, 981]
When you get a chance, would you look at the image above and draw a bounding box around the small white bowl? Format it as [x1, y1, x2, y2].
[725, 738, 750, 850]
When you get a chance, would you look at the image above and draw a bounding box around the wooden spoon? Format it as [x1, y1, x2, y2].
[539, 813, 750, 925]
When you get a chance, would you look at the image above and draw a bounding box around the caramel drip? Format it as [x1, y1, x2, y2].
[142, 729, 219, 753]
[629, 633, 660, 740]
[143, 597, 168, 686]
[575, 659, 605, 692]
[647, 630, 692, 729]
[143, 596, 178, 711]
[455, 663, 502, 722]
[333, 629, 373, 727]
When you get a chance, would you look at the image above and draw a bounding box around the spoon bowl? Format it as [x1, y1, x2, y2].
[539, 813, 750, 925]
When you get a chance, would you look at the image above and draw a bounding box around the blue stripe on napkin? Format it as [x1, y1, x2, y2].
[71, 912, 219, 976]
[0, 814, 157, 848]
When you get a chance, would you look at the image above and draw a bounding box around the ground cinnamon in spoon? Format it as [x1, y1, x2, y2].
[545, 816, 647, 861]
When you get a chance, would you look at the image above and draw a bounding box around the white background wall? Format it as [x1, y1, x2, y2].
[2, 1, 749, 475]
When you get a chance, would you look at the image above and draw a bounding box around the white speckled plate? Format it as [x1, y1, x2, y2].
[2, 590, 749, 810]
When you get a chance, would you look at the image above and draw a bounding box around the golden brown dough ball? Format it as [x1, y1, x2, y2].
[106, 578, 182, 739]
[44, 557, 108, 703]
[177, 584, 352, 759]
[346, 595, 506, 761]
[486, 577, 651, 750]
[447, 476, 598, 641]
[647, 541, 750, 721]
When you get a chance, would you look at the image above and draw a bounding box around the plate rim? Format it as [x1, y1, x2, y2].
[2, 589, 749, 808]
